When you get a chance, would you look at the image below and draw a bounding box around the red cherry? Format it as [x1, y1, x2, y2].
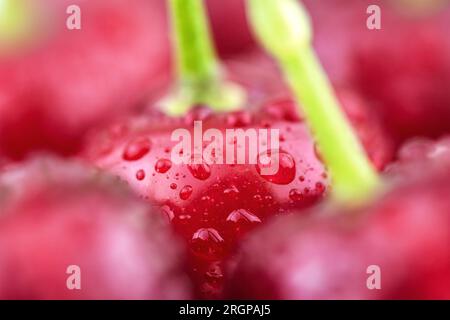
[225, 168, 450, 299]
[352, 10, 450, 145]
[225, 135, 450, 299]
[83, 83, 393, 298]
[83, 104, 329, 298]
[0, 0, 170, 160]
[0, 157, 191, 299]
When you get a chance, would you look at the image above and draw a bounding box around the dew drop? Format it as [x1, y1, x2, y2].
[256, 151, 296, 185]
[205, 261, 223, 280]
[135, 169, 146, 181]
[161, 205, 175, 222]
[155, 158, 172, 173]
[191, 228, 224, 260]
[226, 209, 261, 224]
[253, 194, 262, 201]
[289, 188, 303, 201]
[123, 137, 151, 161]
[223, 185, 239, 195]
[315, 181, 326, 193]
[179, 185, 193, 200]
[188, 163, 211, 180]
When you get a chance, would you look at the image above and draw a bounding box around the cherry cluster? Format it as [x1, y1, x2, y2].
[0, 0, 448, 300]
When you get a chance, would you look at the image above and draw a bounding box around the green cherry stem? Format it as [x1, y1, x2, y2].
[0, 0, 34, 51]
[248, 0, 381, 204]
[162, 0, 245, 116]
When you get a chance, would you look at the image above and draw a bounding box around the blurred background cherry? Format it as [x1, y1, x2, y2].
[0, 157, 192, 299]
[0, 0, 170, 161]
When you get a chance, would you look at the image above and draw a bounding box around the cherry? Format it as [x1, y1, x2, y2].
[84, 89, 393, 299]
[0, 157, 191, 299]
[0, 0, 170, 160]
[83, 104, 328, 299]
[385, 136, 450, 181]
[224, 1, 449, 299]
[352, 4, 450, 145]
[225, 169, 450, 299]
[226, 134, 450, 299]
[83, 0, 392, 299]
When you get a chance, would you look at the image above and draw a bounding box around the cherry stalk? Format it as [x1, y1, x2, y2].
[248, 0, 381, 204]
[161, 0, 245, 115]
[0, 0, 36, 51]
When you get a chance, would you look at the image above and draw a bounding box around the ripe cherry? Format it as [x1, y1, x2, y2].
[0, 157, 191, 299]
[225, 151, 450, 299]
[83, 0, 392, 299]
[83, 104, 328, 298]
[352, 5, 450, 144]
[0, 0, 170, 160]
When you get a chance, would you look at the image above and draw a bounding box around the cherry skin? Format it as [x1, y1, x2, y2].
[206, 0, 255, 57]
[0, 157, 191, 299]
[225, 163, 450, 299]
[0, 0, 170, 160]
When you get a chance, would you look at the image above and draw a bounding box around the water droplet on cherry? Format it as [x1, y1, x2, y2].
[315, 181, 326, 193]
[161, 205, 175, 222]
[123, 137, 151, 161]
[188, 163, 211, 180]
[256, 151, 296, 185]
[226, 209, 261, 224]
[155, 158, 172, 173]
[180, 185, 193, 200]
[191, 228, 224, 260]
[135, 169, 145, 181]
[289, 188, 303, 201]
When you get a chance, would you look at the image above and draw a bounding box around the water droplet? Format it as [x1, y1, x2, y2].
[179, 185, 193, 200]
[123, 137, 151, 161]
[155, 158, 172, 173]
[161, 205, 174, 222]
[223, 185, 239, 195]
[135, 169, 146, 181]
[253, 194, 262, 201]
[191, 228, 224, 260]
[289, 188, 303, 201]
[179, 214, 192, 221]
[226, 209, 261, 224]
[170, 183, 177, 190]
[315, 181, 326, 193]
[256, 151, 296, 185]
[205, 261, 223, 280]
[188, 163, 211, 180]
